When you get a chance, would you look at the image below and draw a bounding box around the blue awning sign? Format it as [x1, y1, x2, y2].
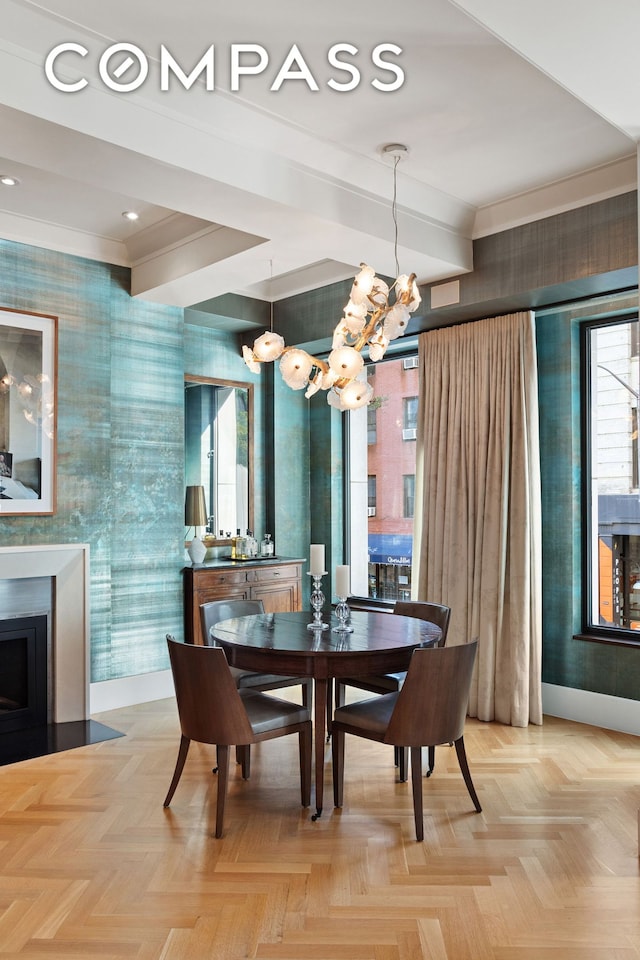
[368, 533, 413, 566]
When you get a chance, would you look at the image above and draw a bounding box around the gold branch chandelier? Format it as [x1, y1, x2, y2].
[242, 144, 421, 410]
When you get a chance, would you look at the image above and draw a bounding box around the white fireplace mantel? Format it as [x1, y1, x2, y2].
[0, 544, 89, 723]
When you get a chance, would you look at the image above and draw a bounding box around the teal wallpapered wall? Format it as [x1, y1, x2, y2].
[0, 239, 184, 682]
[537, 309, 640, 701]
[0, 238, 314, 685]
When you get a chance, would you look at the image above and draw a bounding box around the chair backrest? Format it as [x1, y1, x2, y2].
[384, 640, 477, 748]
[166, 636, 254, 745]
[200, 598, 265, 646]
[393, 600, 451, 646]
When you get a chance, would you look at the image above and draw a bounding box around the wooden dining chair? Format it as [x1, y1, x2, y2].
[164, 636, 312, 838]
[331, 640, 481, 841]
[333, 601, 451, 779]
[200, 599, 313, 708]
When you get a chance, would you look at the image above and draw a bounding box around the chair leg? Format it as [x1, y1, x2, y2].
[332, 728, 345, 808]
[454, 737, 482, 812]
[398, 746, 409, 782]
[215, 744, 230, 838]
[238, 744, 251, 779]
[410, 746, 424, 842]
[425, 745, 436, 778]
[163, 735, 190, 807]
[299, 723, 312, 807]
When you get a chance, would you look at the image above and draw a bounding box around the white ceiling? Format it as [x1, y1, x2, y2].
[0, 0, 638, 317]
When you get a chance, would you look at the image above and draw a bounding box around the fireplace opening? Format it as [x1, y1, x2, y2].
[0, 611, 124, 765]
[0, 561, 124, 766]
[0, 615, 48, 734]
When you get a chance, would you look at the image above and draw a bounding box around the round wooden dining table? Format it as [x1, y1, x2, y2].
[212, 608, 442, 820]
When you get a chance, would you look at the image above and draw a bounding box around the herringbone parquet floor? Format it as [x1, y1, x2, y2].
[0, 696, 638, 960]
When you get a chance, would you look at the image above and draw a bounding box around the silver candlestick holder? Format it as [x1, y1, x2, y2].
[307, 571, 329, 630]
[333, 597, 353, 633]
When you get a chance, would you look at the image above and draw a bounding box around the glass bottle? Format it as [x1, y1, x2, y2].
[231, 528, 241, 559]
[245, 530, 258, 558]
[260, 533, 274, 557]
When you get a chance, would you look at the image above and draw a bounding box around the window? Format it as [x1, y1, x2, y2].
[368, 475, 377, 517]
[402, 396, 418, 440]
[403, 396, 418, 430]
[583, 316, 640, 638]
[346, 350, 418, 601]
[403, 474, 415, 518]
[367, 405, 377, 445]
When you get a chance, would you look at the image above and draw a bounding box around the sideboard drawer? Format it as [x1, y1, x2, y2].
[249, 563, 302, 584]
[193, 568, 248, 591]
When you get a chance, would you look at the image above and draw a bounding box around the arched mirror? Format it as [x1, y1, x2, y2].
[184, 375, 253, 545]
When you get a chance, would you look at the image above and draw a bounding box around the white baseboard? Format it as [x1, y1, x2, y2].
[90, 670, 174, 716]
[542, 682, 640, 736]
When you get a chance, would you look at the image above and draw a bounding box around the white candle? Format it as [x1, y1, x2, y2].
[309, 544, 325, 575]
[336, 564, 350, 598]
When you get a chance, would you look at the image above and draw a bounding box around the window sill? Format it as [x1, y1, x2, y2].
[348, 597, 394, 613]
[574, 632, 640, 649]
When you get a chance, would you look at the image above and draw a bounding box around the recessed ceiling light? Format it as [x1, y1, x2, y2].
[122, 210, 139, 221]
[0, 175, 20, 187]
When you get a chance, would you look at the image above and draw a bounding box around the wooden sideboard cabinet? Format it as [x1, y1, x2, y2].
[183, 557, 304, 644]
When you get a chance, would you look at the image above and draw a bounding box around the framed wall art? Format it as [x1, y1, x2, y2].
[0, 307, 57, 514]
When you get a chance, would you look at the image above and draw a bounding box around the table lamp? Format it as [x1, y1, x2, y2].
[185, 485, 207, 563]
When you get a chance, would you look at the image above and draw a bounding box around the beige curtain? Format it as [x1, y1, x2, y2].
[412, 311, 542, 727]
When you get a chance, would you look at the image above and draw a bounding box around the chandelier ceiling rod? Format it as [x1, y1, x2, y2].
[382, 142, 407, 278]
